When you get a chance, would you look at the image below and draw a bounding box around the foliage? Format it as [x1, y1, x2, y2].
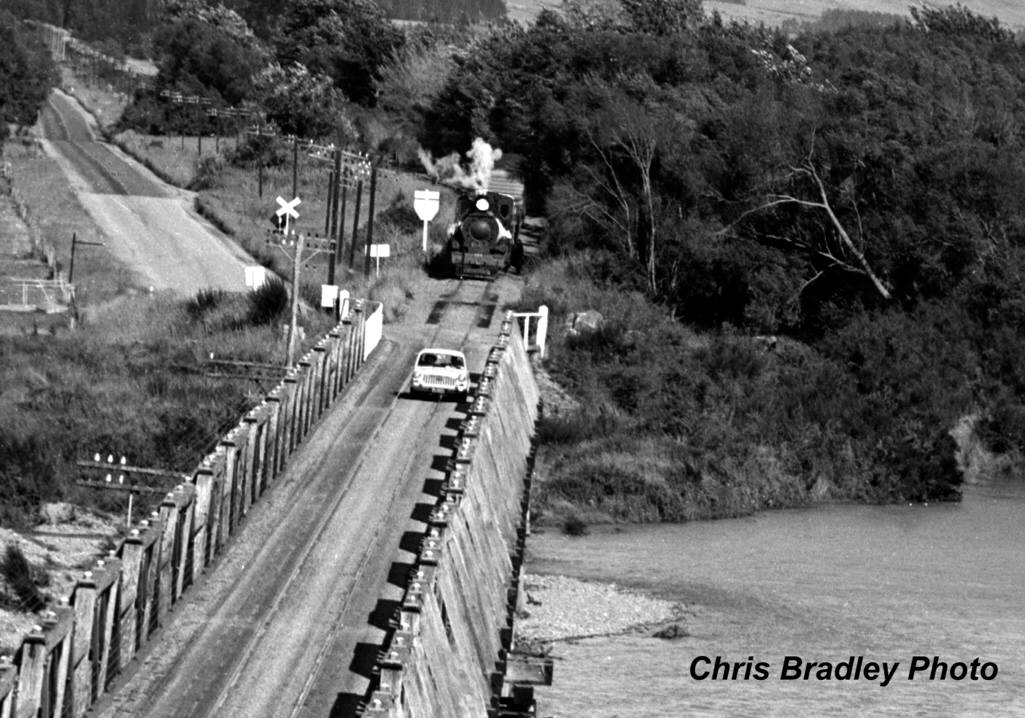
[7, 0, 153, 54]
[247, 277, 289, 325]
[153, 12, 265, 105]
[909, 3, 1014, 43]
[273, 0, 403, 106]
[0, 13, 58, 135]
[619, 0, 703, 35]
[803, 9, 904, 34]
[420, 5, 1025, 514]
[376, 36, 458, 129]
[0, 289, 333, 528]
[119, 4, 268, 135]
[0, 544, 46, 611]
[255, 62, 355, 140]
[377, 0, 507, 24]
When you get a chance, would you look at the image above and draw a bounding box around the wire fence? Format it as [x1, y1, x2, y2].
[0, 278, 73, 312]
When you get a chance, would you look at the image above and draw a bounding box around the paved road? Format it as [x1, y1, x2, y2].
[94, 276, 514, 718]
[37, 90, 253, 295]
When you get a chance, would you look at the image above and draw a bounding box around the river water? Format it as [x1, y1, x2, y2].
[524, 474, 1025, 717]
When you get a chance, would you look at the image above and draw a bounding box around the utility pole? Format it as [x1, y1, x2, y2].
[327, 149, 342, 286]
[363, 162, 378, 279]
[336, 166, 348, 269]
[348, 179, 363, 269]
[291, 140, 299, 200]
[266, 223, 335, 367]
[286, 232, 303, 367]
[67, 232, 104, 284]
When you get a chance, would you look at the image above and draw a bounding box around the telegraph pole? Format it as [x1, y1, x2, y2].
[327, 149, 342, 286]
[286, 231, 303, 367]
[336, 167, 348, 269]
[363, 162, 378, 279]
[348, 179, 363, 269]
[67, 232, 104, 284]
[291, 140, 299, 199]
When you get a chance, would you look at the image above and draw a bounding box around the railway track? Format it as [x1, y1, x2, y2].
[427, 277, 500, 328]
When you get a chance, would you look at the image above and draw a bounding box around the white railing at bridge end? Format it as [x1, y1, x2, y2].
[512, 305, 548, 359]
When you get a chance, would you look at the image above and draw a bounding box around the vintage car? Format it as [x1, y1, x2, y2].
[409, 348, 470, 400]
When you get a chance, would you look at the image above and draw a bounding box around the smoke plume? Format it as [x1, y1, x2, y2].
[419, 138, 502, 192]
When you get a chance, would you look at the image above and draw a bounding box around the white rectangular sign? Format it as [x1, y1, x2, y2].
[320, 284, 339, 308]
[369, 244, 390, 258]
[244, 265, 268, 289]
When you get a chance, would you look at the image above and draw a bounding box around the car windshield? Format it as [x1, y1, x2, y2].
[418, 352, 464, 369]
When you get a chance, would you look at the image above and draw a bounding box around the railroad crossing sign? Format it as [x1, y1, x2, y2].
[275, 195, 301, 234]
[414, 190, 440, 252]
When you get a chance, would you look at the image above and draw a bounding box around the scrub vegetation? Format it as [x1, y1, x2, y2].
[0, 286, 335, 530]
[4, 0, 1025, 531]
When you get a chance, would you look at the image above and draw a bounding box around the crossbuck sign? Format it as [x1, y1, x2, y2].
[275, 195, 301, 234]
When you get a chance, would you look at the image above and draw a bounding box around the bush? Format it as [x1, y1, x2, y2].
[0, 544, 47, 612]
[247, 277, 289, 325]
[185, 287, 226, 319]
[562, 514, 589, 536]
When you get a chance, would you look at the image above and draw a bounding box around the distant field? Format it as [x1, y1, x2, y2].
[505, 0, 1025, 30]
[705, 0, 1025, 30]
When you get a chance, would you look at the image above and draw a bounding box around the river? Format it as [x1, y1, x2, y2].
[524, 473, 1025, 717]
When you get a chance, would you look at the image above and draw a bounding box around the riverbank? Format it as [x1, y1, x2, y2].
[515, 572, 688, 654]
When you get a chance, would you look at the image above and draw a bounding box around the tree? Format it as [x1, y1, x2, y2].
[375, 36, 456, 122]
[909, 3, 1014, 44]
[154, 15, 266, 105]
[620, 0, 703, 35]
[570, 75, 684, 292]
[737, 152, 892, 301]
[256, 62, 355, 140]
[274, 0, 403, 106]
[0, 13, 58, 135]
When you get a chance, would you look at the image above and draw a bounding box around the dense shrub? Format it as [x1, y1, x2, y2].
[247, 277, 289, 325]
[0, 544, 47, 612]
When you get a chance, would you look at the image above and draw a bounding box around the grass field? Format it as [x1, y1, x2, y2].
[506, 0, 1025, 29]
[707, 0, 1025, 30]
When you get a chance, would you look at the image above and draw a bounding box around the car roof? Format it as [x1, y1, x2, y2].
[417, 348, 465, 357]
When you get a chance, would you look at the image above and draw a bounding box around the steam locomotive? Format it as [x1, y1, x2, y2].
[443, 190, 524, 279]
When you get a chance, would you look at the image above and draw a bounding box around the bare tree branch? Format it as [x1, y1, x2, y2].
[723, 159, 892, 300]
[584, 127, 637, 259]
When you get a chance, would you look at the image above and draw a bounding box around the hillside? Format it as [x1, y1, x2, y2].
[506, 0, 1025, 29]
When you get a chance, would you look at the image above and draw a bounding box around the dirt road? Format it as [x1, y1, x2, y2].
[37, 89, 254, 295]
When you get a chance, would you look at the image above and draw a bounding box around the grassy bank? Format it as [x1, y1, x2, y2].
[0, 283, 335, 530]
[519, 256, 967, 530]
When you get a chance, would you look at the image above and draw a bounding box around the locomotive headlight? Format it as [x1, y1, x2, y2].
[475, 197, 490, 212]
